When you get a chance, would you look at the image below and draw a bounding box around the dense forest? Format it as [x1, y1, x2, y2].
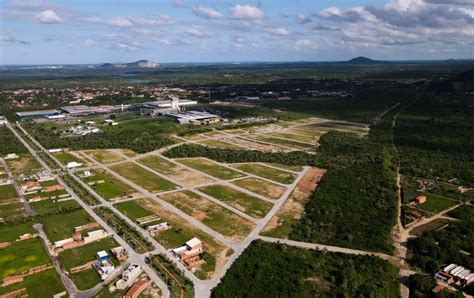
[408, 205, 474, 273]
[395, 94, 474, 186]
[0, 127, 28, 155]
[212, 240, 400, 298]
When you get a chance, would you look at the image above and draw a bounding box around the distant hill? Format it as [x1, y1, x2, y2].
[345, 56, 386, 65]
[100, 60, 160, 69]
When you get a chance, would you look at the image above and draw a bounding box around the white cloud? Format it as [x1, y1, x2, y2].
[297, 14, 311, 24]
[82, 38, 96, 47]
[172, 0, 186, 8]
[265, 27, 292, 37]
[0, 33, 31, 45]
[35, 9, 62, 23]
[230, 4, 264, 20]
[182, 27, 214, 38]
[294, 39, 317, 50]
[156, 38, 191, 46]
[6, 0, 60, 11]
[193, 6, 225, 19]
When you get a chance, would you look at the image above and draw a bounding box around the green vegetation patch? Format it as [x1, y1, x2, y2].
[416, 194, 458, 214]
[0, 184, 18, 201]
[111, 162, 179, 193]
[82, 169, 136, 200]
[59, 237, 119, 269]
[0, 222, 35, 243]
[212, 240, 400, 298]
[138, 155, 178, 175]
[86, 150, 124, 164]
[198, 184, 273, 219]
[4, 153, 43, 176]
[31, 199, 80, 215]
[114, 200, 154, 220]
[0, 268, 65, 297]
[71, 267, 102, 291]
[53, 152, 86, 165]
[39, 209, 95, 242]
[198, 140, 242, 149]
[0, 238, 51, 279]
[177, 158, 245, 180]
[233, 163, 297, 184]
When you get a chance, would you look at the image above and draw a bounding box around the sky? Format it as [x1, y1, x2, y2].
[0, 0, 473, 64]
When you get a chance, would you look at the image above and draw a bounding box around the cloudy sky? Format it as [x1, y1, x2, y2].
[0, 0, 473, 64]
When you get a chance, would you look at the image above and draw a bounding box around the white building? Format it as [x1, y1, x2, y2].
[116, 264, 142, 290]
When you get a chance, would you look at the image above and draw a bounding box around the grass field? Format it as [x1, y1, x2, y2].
[0, 184, 17, 201]
[0, 222, 35, 242]
[233, 177, 286, 200]
[59, 237, 119, 269]
[111, 162, 179, 193]
[0, 238, 51, 279]
[86, 150, 124, 164]
[198, 140, 242, 149]
[160, 191, 255, 240]
[0, 203, 24, 220]
[0, 268, 65, 297]
[31, 199, 80, 215]
[53, 152, 86, 165]
[264, 163, 304, 172]
[177, 158, 245, 180]
[409, 218, 453, 236]
[416, 194, 458, 213]
[232, 163, 297, 184]
[82, 169, 137, 200]
[198, 184, 273, 219]
[248, 135, 312, 150]
[71, 267, 102, 291]
[115, 200, 154, 220]
[269, 132, 317, 144]
[39, 209, 95, 242]
[138, 155, 215, 187]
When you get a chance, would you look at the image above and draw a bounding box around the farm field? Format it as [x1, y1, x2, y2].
[138, 155, 215, 187]
[233, 177, 286, 200]
[84, 149, 125, 164]
[116, 198, 233, 279]
[0, 238, 51, 279]
[110, 162, 179, 193]
[198, 184, 273, 219]
[177, 158, 245, 180]
[160, 190, 255, 240]
[39, 209, 96, 242]
[232, 163, 297, 184]
[81, 169, 139, 201]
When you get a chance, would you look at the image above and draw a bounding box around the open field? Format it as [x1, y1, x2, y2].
[138, 155, 215, 187]
[160, 191, 255, 240]
[0, 184, 17, 201]
[117, 149, 137, 157]
[223, 137, 289, 152]
[246, 135, 313, 150]
[118, 198, 233, 279]
[81, 169, 139, 201]
[59, 237, 119, 269]
[5, 153, 42, 175]
[232, 177, 286, 200]
[232, 163, 297, 184]
[39, 209, 95, 242]
[198, 139, 243, 149]
[84, 149, 125, 164]
[264, 163, 304, 172]
[110, 162, 179, 193]
[416, 194, 458, 213]
[409, 218, 454, 236]
[198, 184, 273, 219]
[0, 268, 65, 297]
[0, 238, 51, 279]
[53, 151, 87, 165]
[31, 199, 80, 215]
[177, 158, 245, 180]
[268, 132, 318, 144]
[71, 267, 102, 291]
[0, 222, 35, 243]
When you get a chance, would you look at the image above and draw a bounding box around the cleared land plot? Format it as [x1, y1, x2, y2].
[0, 268, 65, 297]
[269, 132, 318, 144]
[5, 154, 42, 176]
[138, 155, 215, 187]
[303, 123, 368, 134]
[246, 135, 313, 150]
[198, 184, 273, 219]
[117, 149, 137, 157]
[232, 163, 297, 184]
[59, 237, 119, 269]
[262, 168, 326, 239]
[198, 139, 243, 149]
[72, 267, 101, 291]
[117, 198, 233, 279]
[284, 128, 326, 138]
[177, 158, 245, 180]
[0, 238, 51, 279]
[53, 152, 87, 165]
[39, 209, 95, 242]
[111, 162, 179, 193]
[264, 163, 304, 173]
[224, 137, 289, 152]
[81, 169, 138, 201]
[160, 191, 255, 240]
[409, 218, 454, 236]
[233, 177, 286, 200]
[85, 150, 125, 164]
[0, 202, 24, 220]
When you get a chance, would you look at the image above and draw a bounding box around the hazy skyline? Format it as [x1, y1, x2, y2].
[1, 0, 473, 65]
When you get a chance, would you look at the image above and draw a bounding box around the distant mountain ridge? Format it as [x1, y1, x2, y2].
[345, 56, 385, 65]
[100, 60, 160, 68]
